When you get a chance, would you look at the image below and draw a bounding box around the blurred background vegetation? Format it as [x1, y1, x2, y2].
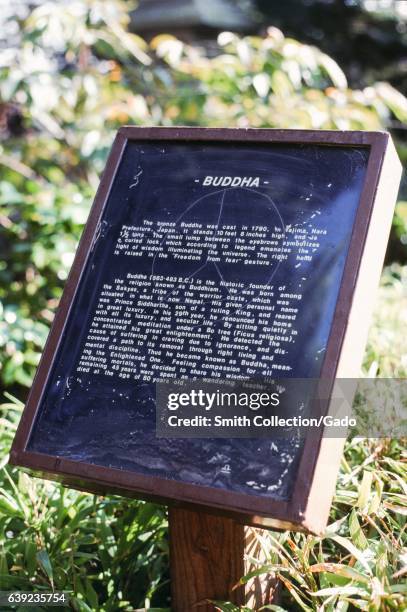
[0, 1, 406, 610]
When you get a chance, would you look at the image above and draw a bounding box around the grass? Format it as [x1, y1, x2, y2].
[0, 396, 170, 611]
[216, 438, 406, 611]
[0, 264, 406, 611]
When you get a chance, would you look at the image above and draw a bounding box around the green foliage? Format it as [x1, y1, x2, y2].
[0, 394, 169, 611]
[0, 2, 406, 610]
[154, 30, 392, 130]
[363, 264, 407, 378]
[215, 438, 406, 612]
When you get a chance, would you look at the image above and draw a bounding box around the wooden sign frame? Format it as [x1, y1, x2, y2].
[10, 127, 401, 534]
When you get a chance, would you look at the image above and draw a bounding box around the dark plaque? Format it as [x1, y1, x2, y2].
[11, 128, 401, 532]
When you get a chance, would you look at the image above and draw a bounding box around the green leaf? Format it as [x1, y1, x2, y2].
[69, 597, 94, 612]
[357, 471, 373, 509]
[349, 510, 368, 551]
[25, 540, 37, 576]
[309, 562, 369, 583]
[376, 82, 407, 123]
[0, 549, 9, 589]
[328, 535, 372, 575]
[278, 573, 313, 611]
[270, 70, 294, 96]
[318, 52, 347, 89]
[84, 578, 99, 609]
[368, 477, 383, 515]
[36, 549, 54, 588]
[389, 584, 407, 593]
[310, 585, 368, 597]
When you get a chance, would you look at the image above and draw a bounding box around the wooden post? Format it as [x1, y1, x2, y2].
[169, 507, 278, 611]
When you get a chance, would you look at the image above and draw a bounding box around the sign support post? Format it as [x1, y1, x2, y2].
[169, 507, 278, 610]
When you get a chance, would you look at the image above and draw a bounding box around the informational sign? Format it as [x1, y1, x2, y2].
[11, 128, 401, 532]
